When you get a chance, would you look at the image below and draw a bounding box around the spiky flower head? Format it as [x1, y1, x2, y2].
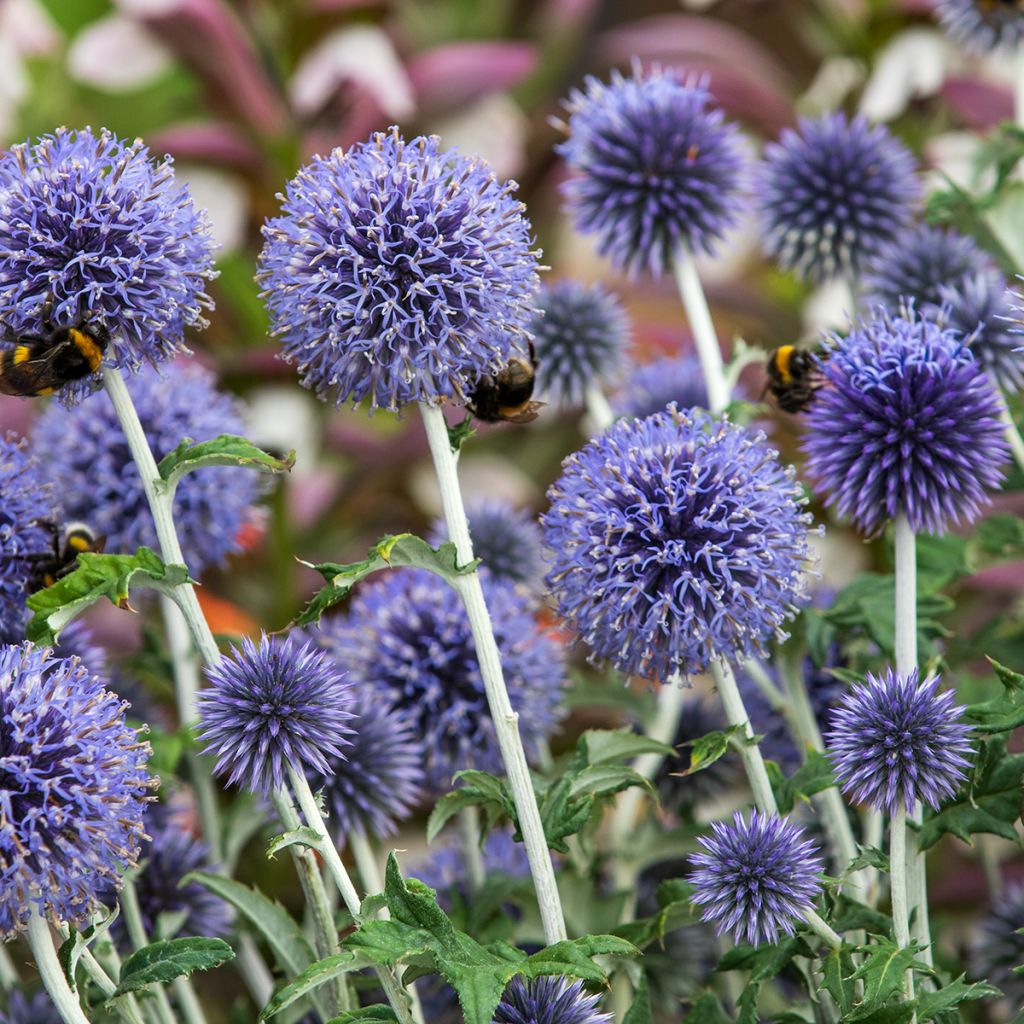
[197, 633, 355, 796]
[494, 977, 612, 1024]
[0, 127, 215, 398]
[327, 569, 564, 792]
[757, 113, 919, 283]
[611, 354, 709, 420]
[826, 668, 972, 814]
[969, 883, 1024, 1006]
[688, 810, 824, 946]
[936, 0, 1024, 53]
[542, 407, 814, 683]
[259, 128, 540, 413]
[529, 280, 629, 408]
[802, 307, 1008, 536]
[0, 642, 152, 936]
[556, 66, 746, 276]
[33, 361, 263, 576]
[862, 223, 990, 311]
[428, 498, 544, 589]
[0, 990, 61, 1024]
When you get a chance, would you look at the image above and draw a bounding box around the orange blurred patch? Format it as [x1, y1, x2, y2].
[196, 590, 260, 638]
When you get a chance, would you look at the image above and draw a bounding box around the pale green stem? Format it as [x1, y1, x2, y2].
[235, 935, 274, 1009]
[803, 909, 843, 949]
[25, 912, 91, 1024]
[457, 808, 486, 893]
[74, 943, 148, 1024]
[864, 810, 884, 909]
[742, 657, 789, 714]
[119, 881, 179, 1024]
[980, 838, 1004, 901]
[420, 402, 567, 945]
[1016, 43, 1024, 131]
[890, 803, 916, 1015]
[0, 943, 18, 988]
[994, 386, 1024, 476]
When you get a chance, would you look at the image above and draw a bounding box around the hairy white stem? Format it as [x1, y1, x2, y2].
[458, 807, 486, 893]
[236, 935, 274, 1008]
[803, 909, 843, 949]
[890, 803, 916, 1014]
[76, 944, 147, 1024]
[120, 881, 181, 1024]
[743, 657, 789, 714]
[673, 247, 728, 413]
[420, 402, 567, 945]
[583, 385, 615, 433]
[26, 912, 92, 1024]
[0, 944, 18, 988]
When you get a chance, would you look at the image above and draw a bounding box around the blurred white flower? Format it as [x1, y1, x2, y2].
[429, 93, 528, 180]
[68, 14, 172, 91]
[178, 165, 248, 254]
[803, 277, 855, 337]
[859, 29, 949, 122]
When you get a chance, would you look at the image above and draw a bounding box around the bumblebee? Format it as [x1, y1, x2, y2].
[0, 321, 108, 397]
[22, 521, 105, 591]
[763, 345, 823, 414]
[468, 343, 544, 424]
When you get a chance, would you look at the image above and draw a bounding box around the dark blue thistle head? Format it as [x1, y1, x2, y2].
[529, 280, 630, 408]
[757, 113, 919, 283]
[323, 569, 564, 793]
[936, 0, 1024, 52]
[802, 307, 1008, 536]
[258, 128, 540, 413]
[826, 668, 972, 814]
[197, 633, 355, 796]
[0, 989, 61, 1024]
[542, 407, 814, 683]
[556, 66, 746, 276]
[688, 810, 824, 946]
[429, 498, 544, 589]
[611, 354, 709, 420]
[32, 361, 264, 576]
[493, 977, 611, 1024]
[969, 883, 1024, 1006]
[0, 127, 215, 399]
[0, 642, 152, 936]
[862, 223, 991, 312]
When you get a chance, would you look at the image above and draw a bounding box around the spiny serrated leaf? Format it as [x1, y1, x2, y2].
[683, 727, 741, 776]
[622, 976, 654, 1024]
[426, 771, 514, 844]
[267, 827, 323, 859]
[845, 1005, 915, 1024]
[158, 434, 294, 494]
[294, 534, 478, 626]
[446, 415, 476, 452]
[849, 939, 927, 1008]
[113, 938, 234, 995]
[772, 749, 836, 815]
[326, 1010, 398, 1024]
[822, 945, 857, 1015]
[26, 548, 191, 645]
[917, 975, 1002, 1021]
[847, 848, 891, 874]
[716, 937, 813, 982]
[964, 658, 1024, 733]
[259, 952, 370, 1019]
[682, 993, 733, 1023]
[831, 896, 893, 936]
[57, 907, 120, 991]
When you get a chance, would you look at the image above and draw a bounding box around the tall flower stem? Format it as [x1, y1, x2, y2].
[0, 943, 17, 988]
[889, 803, 915, 1009]
[803, 909, 843, 949]
[994, 386, 1024, 476]
[25, 912, 91, 1024]
[583, 385, 615, 433]
[458, 807, 486, 892]
[63, 926, 148, 1024]
[419, 402, 567, 945]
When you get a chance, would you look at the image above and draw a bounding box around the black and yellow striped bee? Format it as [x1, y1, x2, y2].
[0, 321, 108, 397]
[24, 521, 104, 592]
[764, 345, 824, 414]
[468, 342, 544, 424]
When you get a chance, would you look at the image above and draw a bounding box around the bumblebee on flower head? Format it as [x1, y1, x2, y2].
[468, 342, 544, 424]
[0, 312, 108, 397]
[763, 345, 825, 414]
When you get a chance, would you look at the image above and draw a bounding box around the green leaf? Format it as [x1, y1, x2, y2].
[849, 939, 927, 1009]
[267, 827, 324, 859]
[831, 897, 893, 936]
[58, 907, 121, 990]
[426, 770, 515, 844]
[717, 937, 813, 982]
[614, 879, 696, 949]
[38, 0, 109, 34]
[158, 434, 294, 495]
[964, 659, 1024, 733]
[682, 993, 733, 1024]
[577, 729, 675, 765]
[684, 727, 741, 776]
[295, 535, 479, 626]
[446, 415, 476, 452]
[845, 1006, 916, 1024]
[622, 976, 654, 1024]
[822, 945, 857, 1015]
[26, 548, 191, 645]
[917, 975, 1002, 1020]
[260, 953, 370, 1019]
[847, 848, 891, 874]
[326, 1010, 398, 1024]
[113, 938, 234, 995]
[772, 749, 836, 815]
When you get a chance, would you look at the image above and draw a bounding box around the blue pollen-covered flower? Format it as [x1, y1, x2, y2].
[429, 498, 545, 589]
[826, 668, 972, 814]
[0, 127, 215, 397]
[0, 989, 61, 1024]
[259, 128, 540, 413]
[493, 976, 611, 1024]
[969, 884, 1024, 1006]
[327, 568, 565, 793]
[305, 688, 423, 845]
[0, 642, 152, 936]
[802, 308, 1008, 537]
[611, 354, 709, 420]
[542, 407, 814, 683]
[757, 113, 919, 283]
[529, 280, 630, 408]
[33, 360, 263, 577]
[197, 633, 355, 796]
[862, 223, 991, 312]
[688, 810, 824, 946]
[556, 66, 746, 276]
[936, 0, 1024, 53]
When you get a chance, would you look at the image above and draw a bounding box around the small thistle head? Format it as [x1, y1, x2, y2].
[611, 353, 710, 419]
[969, 883, 1024, 1006]
[826, 668, 973, 814]
[936, 0, 1024, 53]
[493, 977, 612, 1024]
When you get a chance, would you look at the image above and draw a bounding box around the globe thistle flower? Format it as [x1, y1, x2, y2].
[529, 281, 630, 408]
[542, 407, 814, 683]
[0, 990, 61, 1024]
[197, 633, 355, 796]
[33, 361, 264, 576]
[0, 437, 57, 642]
[757, 113, 919, 283]
[862, 224, 990, 311]
[688, 810, 824, 946]
[259, 128, 540, 413]
[969, 884, 1024, 1006]
[324, 569, 564, 792]
[611, 354, 709, 420]
[493, 977, 611, 1024]
[54, 619, 108, 683]
[826, 668, 972, 814]
[802, 308, 1008, 536]
[935, 0, 1024, 53]
[0, 127, 215, 397]
[305, 689, 423, 846]
[556, 66, 746, 276]
[428, 498, 544, 589]
[0, 642, 152, 936]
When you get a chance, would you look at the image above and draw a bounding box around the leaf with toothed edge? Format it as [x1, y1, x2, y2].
[112, 938, 234, 995]
[267, 827, 324, 859]
[447, 415, 476, 452]
[157, 433, 295, 495]
[258, 952, 376, 1019]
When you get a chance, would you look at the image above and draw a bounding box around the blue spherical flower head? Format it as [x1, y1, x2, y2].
[494, 976, 611, 1024]
[688, 810, 824, 946]
[557, 66, 746, 276]
[611, 354, 710, 420]
[529, 281, 630, 408]
[0, 642, 152, 936]
[803, 308, 1008, 537]
[936, 0, 1024, 53]
[0, 127, 215, 398]
[33, 361, 263, 576]
[197, 633, 355, 795]
[259, 128, 540, 413]
[327, 568, 565, 793]
[758, 113, 919, 283]
[543, 407, 814, 683]
[826, 668, 972, 814]
[969, 883, 1024, 1006]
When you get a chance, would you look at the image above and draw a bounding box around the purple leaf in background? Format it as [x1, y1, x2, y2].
[408, 42, 538, 112]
